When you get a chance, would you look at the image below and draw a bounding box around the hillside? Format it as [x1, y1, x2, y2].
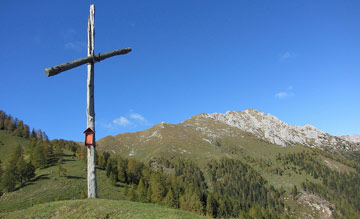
[96, 109, 360, 218]
[97, 109, 360, 162]
[1, 109, 359, 218]
[0, 199, 206, 219]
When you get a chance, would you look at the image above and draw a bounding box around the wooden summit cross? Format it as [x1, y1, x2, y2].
[45, 4, 131, 198]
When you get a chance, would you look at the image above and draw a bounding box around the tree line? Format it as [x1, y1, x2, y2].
[0, 110, 81, 194]
[277, 151, 360, 218]
[0, 110, 48, 141]
[97, 152, 286, 218]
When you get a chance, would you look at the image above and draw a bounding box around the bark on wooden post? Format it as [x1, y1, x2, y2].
[44, 4, 131, 199]
[87, 4, 97, 199]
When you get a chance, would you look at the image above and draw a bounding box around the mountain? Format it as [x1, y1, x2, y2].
[96, 108, 360, 218]
[339, 134, 360, 144]
[200, 109, 359, 152]
[97, 109, 359, 161]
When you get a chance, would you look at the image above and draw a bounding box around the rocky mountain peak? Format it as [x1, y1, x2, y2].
[197, 109, 358, 152]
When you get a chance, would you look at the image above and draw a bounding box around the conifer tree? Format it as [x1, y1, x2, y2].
[32, 143, 45, 168]
[150, 172, 166, 203]
[136, 178, 148, 202]
[23, 125, 30, 138]
[117, 160, 127, 183]
[30, 129, 37, 139]
[0, 111, 5, 130]
[1, 165, 17, 192]
[16, 156, 27, 185]
[206, 193, 217, 217]
[57, 159, 67, 177]
[127, 184, 136, 201]
[163, 187, 177, 208]
[14, 120, 24, 137]
[110, 171, 117, 186]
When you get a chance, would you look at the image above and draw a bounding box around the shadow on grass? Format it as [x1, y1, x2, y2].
[62, 159, 76, 162]
[66, 175, 86, 179]
[31, 174, 50, 182]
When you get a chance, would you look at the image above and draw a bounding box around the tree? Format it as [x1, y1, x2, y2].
[23, 125, 30, 138]
[23, 162, 35, 182]
[126, 158, 143, 184]
[127, 184, 137, 201]
[16, 156, 28, 185]
[292, 185, 298, 198]
[206, 193, 217, 217]
[117, 159, 127, 183]
[110, 171, 117, 186]
[179, 193, 204, 215]
[36, 129, 43, 141]
[136, 178, 148, 202]
[43, 142, 54, 165]
[14, 120, 24, 137]
[0, 111, 5, 130]
[1, 166, 17, 192]
[32, 143, 45, 168]
[150, 172, 166, 203]
[57, 159, 67, 177]
[163, 187, 177, 208]
[30, 129, 37, 139]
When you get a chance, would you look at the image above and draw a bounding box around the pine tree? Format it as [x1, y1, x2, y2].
[57, 159, 67, 177]
[163, 187, 177, 208]
[14, 120, 24, 137]
[23, 125, 30, 138]
[110, 171, 117, 186]
[127, 184, 136, 201]
[136, 178, 148, 202]
[206, 193, 217, 217]
[32, 143, 45, 168]
[36, 129, 43, 141]
[16, 156, 27, 186]
[4, 115, 11, 131]
[1, 166, 17, 192]
[150, 173, 166, 203]
[30, 129, 37, 139]
[0, 111, 5, 130]
[24, 162, 35, 182]
[43, 142, 54, 165]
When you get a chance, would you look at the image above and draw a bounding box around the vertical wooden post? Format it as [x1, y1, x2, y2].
[87, 4, 97, 198]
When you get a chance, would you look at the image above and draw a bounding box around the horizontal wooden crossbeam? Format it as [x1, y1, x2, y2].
[45, 48, 132, 77]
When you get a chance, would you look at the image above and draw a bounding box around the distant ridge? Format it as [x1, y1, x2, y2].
[199, 109, 359, 152]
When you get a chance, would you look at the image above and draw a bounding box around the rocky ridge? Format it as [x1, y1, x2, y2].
[197, 109, 359, 152]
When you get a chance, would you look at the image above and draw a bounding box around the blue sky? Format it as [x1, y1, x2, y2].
[1, 0, 359, 141]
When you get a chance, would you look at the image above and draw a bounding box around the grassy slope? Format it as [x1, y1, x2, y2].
[0, 125, 357, 218]
[0, 199, 207, 219]
[0, 130, 30, 163]
[0, 149, 128, 212]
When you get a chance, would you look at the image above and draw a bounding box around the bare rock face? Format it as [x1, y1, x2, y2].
[198, 109, 359, 152]
[339, 134, 360, 144]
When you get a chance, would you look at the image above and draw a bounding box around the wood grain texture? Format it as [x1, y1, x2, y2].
[87, 4, 97, 199]
[45, 48, 131, 77]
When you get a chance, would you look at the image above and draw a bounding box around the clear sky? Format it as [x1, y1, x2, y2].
[1, 0, 359, 141]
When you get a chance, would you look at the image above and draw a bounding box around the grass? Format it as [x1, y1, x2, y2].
[0, 123, 356, 218]
[0, 199, 208, 219]
[0, 130, 30, 163]
[0, 149, 127, 212]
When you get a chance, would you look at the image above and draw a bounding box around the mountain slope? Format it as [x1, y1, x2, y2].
[97, 109, 359, 163]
